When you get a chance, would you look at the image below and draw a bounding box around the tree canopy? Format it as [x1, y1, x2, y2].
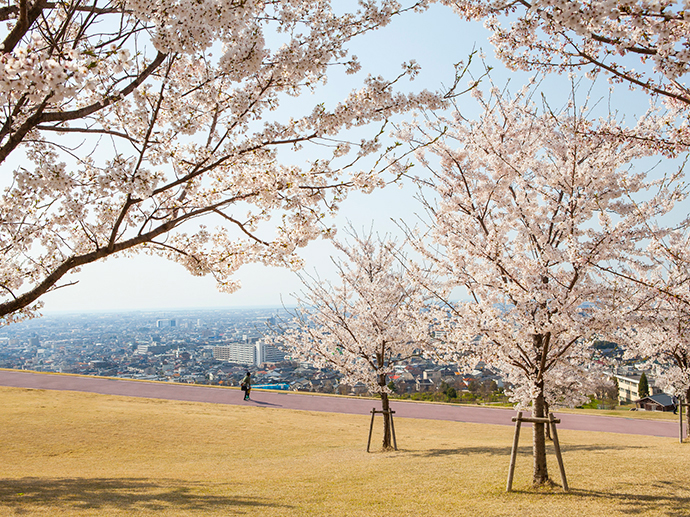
[0, 0, 442, 324]
[276, 230, 437, 449]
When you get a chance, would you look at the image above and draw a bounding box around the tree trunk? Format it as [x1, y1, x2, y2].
[531, 331, 551, 487]
[532, 381, 550, 486]
[379, 373, 392, 450]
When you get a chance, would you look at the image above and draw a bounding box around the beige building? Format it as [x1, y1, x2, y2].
[612, 372, 662, 404]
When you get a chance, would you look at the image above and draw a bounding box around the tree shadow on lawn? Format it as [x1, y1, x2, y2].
[0, 477, 290, 514]
[405, 443, 646, 458]
[514, 482, 690, 517]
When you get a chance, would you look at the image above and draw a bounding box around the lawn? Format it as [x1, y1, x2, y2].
[0, 387, 688, 516]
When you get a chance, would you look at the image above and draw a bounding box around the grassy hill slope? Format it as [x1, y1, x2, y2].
[0, 387, 687, 516]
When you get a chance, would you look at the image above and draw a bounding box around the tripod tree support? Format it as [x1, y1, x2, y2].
[679, 397, 690, 444]
[506, 411, 569, 492]
[367, 408, 398, 452]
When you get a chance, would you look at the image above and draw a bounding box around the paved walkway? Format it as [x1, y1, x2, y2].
[0, 369, 680, 438]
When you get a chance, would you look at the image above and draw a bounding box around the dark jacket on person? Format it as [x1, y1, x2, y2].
[240, 374, 251, 389]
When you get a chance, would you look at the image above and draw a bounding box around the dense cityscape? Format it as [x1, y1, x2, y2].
[0, 307, 519, 399]
[0, 308, 294, 388]
[0, 307, 636, 407]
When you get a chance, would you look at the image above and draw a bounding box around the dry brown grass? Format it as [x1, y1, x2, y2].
[0, 387, 688, 516]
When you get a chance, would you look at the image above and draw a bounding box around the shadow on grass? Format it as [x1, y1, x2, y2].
[0, 477, 290, 514]
[248, 399, 281, 407]
[509, 482, 690, 517]
[404, 443, 646, 458]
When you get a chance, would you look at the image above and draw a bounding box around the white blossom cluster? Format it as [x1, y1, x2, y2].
[0, 39, 89, 107]
[439, 0, 690, 107]
[504, 362, 601, 410]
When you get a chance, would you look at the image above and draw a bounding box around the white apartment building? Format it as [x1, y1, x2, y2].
[213, 342, 257, 365]
[213, 342, 285, 366]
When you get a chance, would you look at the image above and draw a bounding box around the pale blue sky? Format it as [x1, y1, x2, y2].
[39, 3, 672, 313]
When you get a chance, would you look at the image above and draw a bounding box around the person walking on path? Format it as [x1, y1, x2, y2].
[240, 371, 251, 400]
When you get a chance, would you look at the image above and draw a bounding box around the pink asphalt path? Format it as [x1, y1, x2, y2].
[0, 369, 680, 438]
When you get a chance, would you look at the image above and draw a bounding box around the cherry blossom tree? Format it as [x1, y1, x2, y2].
[441, 0, 690, 108]
[275, 231, 437, 450]
[0, 0, 445, 324]
[402, 83, 680, 486]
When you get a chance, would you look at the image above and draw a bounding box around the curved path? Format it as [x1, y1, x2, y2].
[0, 369, 680, 438]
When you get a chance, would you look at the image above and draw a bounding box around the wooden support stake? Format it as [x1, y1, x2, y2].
[680, 397, 684, 444]
[389, 409, 398, 451]
[676, 398, 690, 443]
[507, 411, 568, 492]
[367, 408, 398, 452]
[506, 410, 522, 492]
[511, 416, 561, 424]
[549, 413, 569, 492]
[367, 408, 376, 453]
